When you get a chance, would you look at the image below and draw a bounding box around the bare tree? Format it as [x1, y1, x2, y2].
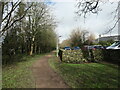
[76, 0, 120, 36]
[69, 27, 86, 47]
[87, 33, 95, 43]
[26, 2, 56, 55]
[76, 0, 101, 18]
[60, 39, 71, 48]
[0, 1, 32, 36]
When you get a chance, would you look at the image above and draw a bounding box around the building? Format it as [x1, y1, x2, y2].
[94, 35, 120, 43]
[94, 1, 120, 43]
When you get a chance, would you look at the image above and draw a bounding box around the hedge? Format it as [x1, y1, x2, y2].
[83, 49, 120, 64]
[59, 49, 120, 64]
[58, 49, 87, 63]
[103, 50, 120, 64]
[92, 49, 104, 62]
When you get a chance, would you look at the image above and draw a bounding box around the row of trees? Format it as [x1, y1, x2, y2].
[60, 27, 95, 48]
[1, 2, 57, 64]
[60, 28, 115, 48]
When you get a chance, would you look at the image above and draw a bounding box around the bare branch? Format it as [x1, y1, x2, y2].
[102, 18, 120, 35]
[0, 3, 33, 35]
[2, 1, 21, 22]
[76, 0, 100, 17]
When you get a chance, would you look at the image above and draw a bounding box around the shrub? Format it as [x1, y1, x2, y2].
[60, 49, 87, 63]
[103, 50, 120, 64]
[92, 49, 103, 62]
[59, 49, 120, 65]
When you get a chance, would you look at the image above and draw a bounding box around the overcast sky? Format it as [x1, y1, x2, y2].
[8, 0, 120, 43]
[48, 0, 119, 43]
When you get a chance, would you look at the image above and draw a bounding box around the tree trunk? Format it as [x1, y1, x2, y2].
[30, 36, 35, 55]
[34, 43, 37, 54]
[30, 44, 33, 55]
[39, 47, 41, 54]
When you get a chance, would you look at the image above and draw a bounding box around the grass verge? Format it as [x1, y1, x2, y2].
[2, 54, 44, 88]
[49, 55, 119, 88]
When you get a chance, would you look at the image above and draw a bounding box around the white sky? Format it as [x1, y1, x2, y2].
[50, 0, 119, 43]
[3, 0, 119, 43]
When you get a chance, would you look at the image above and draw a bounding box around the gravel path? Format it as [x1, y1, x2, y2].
[31, 53, 69, 88]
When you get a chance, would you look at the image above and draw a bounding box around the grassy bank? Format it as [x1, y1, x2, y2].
[2, 54, 44, 88]
[49, 56, 119, 88]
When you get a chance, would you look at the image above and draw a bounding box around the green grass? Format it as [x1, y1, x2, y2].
[2, 54, 44, 88]
[49, 56, 119, 88]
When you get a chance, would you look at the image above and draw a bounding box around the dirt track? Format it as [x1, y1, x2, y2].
[31, 53, 69, 88]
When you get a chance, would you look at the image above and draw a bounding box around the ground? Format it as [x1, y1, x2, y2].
[49, 55, 119, 88]
[2, 52, 119, 88]
[31, 53, 69, 88]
